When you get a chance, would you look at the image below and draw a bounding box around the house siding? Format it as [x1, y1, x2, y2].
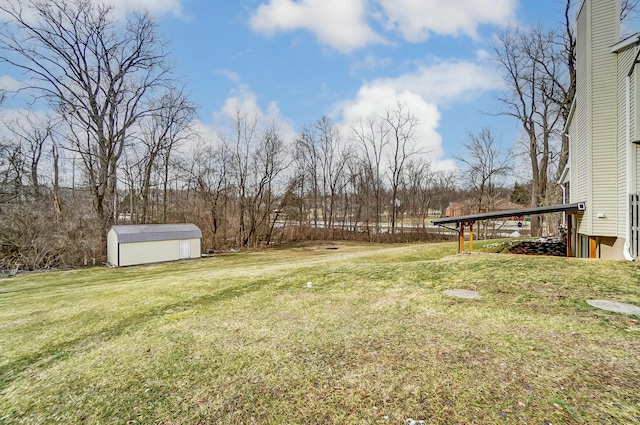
[574, 4, 591, 235]
[617, 47, 637, 237]
[589, 0, 619, 237]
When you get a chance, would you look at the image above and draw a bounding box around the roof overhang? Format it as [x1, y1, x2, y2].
[432, 202, 586, 226]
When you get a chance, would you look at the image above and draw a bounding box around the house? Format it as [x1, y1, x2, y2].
[107, 224, 202, 267]
[562, 0, 640, 259]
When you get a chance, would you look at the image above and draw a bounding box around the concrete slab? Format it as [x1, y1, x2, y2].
[445, 289, 481, 299]
[586, 300, 640, 317]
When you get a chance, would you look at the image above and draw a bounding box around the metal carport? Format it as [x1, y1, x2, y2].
[432, 202, 586, 255]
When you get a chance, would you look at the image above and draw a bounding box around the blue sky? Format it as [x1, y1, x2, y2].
[0, 0, 575, 172]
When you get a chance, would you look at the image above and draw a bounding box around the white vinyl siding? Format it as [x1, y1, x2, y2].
[618, 47, 637, 237]
[574, 5, 591, 235]
[589, 0, 619, 237]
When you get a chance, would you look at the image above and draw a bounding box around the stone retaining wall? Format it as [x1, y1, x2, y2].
[508, 241, 567, 257]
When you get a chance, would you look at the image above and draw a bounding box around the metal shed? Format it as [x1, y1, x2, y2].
[107, 224, 202, 267]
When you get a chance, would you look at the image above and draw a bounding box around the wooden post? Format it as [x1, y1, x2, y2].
[589, 236, 597, 258]
[566, 212, 573, 257]
[458, 222, 465, 253]
[469, 222, 474, 252]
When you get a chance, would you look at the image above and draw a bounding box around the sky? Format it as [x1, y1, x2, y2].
[0, 0, 577, 173]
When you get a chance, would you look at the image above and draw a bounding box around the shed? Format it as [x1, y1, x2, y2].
[107, 224, 202, 267]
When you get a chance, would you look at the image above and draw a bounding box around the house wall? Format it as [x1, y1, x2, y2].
[572, 0, 621, 243]
[589, 0, 620, 237]
[617, 46, 640, 239]
[573, 2, 592, 235]
[599, 236, 627, 260]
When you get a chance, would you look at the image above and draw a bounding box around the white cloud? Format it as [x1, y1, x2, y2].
[371, 60, 503, 105]
[377, 0, 517, 42]
[211, 84, 296, 143]
[335, 85, 447, 168]
[97, 0, 184, 18]
[0, 75, 25, 92]
[249, 0, 384, 53]
[215, 69, 242, 84]
[333, 59, 502, 170]
[249, 0, 517, 53]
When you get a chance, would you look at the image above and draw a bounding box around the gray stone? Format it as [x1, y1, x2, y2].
[587, 300, 640, 317]
[445, 289, 480, 299]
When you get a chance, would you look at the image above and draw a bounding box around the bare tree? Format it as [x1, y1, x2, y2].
[0, 0, 174, 243]
[296, 116, 350, 237]
[3, 112, 55, 198]
[431, 169, 458, 218]
[384, 101, 420, 235]
[621, 0, 640, 22]
[455, 127, 511, 237]
[402, 159, 433, 229]
[224, 109, 289, 247]
[493, 26, 565, 235]
[190, 140, 229, 249]
[137, 87, 196, 223]
[351, 115, 389, 239]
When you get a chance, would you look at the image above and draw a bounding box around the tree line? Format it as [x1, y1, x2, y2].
[0, 0, 637, 269]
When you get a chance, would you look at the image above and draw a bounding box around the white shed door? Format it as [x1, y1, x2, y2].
[179, 239, 191, 259]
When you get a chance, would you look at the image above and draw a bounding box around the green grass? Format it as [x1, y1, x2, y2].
[1, 242, 640, 424]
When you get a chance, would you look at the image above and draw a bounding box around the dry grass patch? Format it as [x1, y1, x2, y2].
[1, 243, 639, 424]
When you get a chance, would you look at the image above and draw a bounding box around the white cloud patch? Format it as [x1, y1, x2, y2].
[211, 84, 296, 143]
[249, 0, 384, 53]
[0, 75, 26, 92]
[337, 85, 445, 161]
[334, 59, 502, 170]
[215, 69, 242, 84]
[371, 60, 503, 105]
[249, 0, 517, 53]
[377, 0, 517, 42]
[97, 0, 184, 17]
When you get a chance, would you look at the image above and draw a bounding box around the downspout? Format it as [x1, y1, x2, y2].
[623, 74, 635, 260]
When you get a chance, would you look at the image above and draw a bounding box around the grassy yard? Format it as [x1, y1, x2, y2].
[1, 242, 640, 424]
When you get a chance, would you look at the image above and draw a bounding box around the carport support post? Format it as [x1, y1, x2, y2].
[457, 222, 465, 253]
[566, 212, 573, 257]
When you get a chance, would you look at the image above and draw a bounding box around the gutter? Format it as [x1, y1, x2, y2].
[624, 74, 636, 261]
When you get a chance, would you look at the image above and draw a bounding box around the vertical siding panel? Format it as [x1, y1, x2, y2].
[574, 4, 591, 235]
[589, 0, 619, 236]
[617, 48, 635, 238]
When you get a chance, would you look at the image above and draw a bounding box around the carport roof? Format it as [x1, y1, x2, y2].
[432, 202, 585, 226]
[110, 223, 202, 243]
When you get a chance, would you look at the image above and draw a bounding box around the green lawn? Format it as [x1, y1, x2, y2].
[1, 242, 639, 424]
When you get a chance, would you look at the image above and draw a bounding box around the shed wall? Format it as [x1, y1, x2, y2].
[107, 230, 119, 266]
[118, 239, 181, 267]
[189, 239, 201, 259]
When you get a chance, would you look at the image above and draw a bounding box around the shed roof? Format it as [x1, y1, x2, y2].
[110, 223, 202, 244]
